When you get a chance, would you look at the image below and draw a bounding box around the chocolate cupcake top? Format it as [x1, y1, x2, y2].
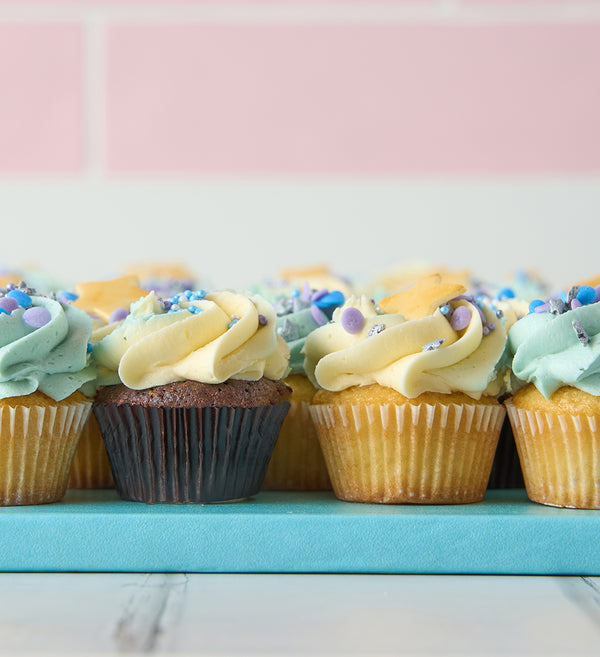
[93, 290, 290, 389]
[0, 282, 95, 401]
[303, 274, 508, 400]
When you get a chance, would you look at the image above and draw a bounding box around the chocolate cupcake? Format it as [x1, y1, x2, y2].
[92, 290, 291, 503]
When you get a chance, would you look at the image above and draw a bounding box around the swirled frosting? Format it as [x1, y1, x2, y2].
[303, 294, 507, 399]
[509, 300, 600, 398]
[274, 285, 345, 375]
[93, 290, 290, 389]
[0, 286, 95, 401]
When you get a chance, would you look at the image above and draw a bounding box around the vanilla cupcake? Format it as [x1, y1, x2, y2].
[305, 274, 508, 504]
[506, 283, 600, 508]
[92, 290, 291, 503]
[0, 282, 95, 505]
[262, 284, 345, 490]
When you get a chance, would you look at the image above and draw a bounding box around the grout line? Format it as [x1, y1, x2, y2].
[83, 14, 105, 179]
[0, 2, 600, 24]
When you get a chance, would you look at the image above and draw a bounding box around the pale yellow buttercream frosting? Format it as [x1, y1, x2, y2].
[93, 291, 290, 389]
[303, 295, 507, 399]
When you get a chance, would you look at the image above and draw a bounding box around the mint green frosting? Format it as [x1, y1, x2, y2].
[509, 304, 600, 398]
[277, 308, 322, 375]
[0, 297, 96, 401]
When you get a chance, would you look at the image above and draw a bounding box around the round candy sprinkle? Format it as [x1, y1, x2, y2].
[529, 299, 545, 313]
[162, 300, 172, 311]
[188, 305, 202, 315]
[258, 314, 268, 326]
[109, 308, 129, 323]
[311, 304, 328, 326]
[496, 288, 515, 300]
[450, 306, 471, 331]
[5, 283, 16, 292]
[439, 305, 451, 316]
[22, 307, 51, 329]
[0, 297, 19, 314]
[314, 290, 345, 308]
[341, 307, 365, 334]
[6, 290, 31, 307]
[482, 326, 490, 336]
[577, 285, 596, 306]
[571, 299, 582, 310]
[291, 288, 300, 298]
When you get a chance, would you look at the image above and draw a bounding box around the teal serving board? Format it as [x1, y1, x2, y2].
[0, 490, 598, 574]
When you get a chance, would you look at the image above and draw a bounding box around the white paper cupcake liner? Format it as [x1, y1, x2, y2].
[310, 401, 505, 504]
[506, 402, 600, 509]
[0, 400, 92, 506]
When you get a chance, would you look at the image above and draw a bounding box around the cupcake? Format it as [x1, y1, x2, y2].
[0, 282, 95, 505]
[92, 289, 291, 503]
[262, 284, 345, 490]
[67, 275, 149, 489]
[305, 274, 508, 504]
[505, 283, 600, 508]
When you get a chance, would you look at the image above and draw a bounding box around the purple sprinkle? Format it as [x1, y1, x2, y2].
[341, 307, 365, 334]
[5, 283, 15, 292]
[22, 307, 51, 329]
[311, 288, 328, 303]
[450, 306, 471, 331]
[258, 314, 268, 326]
[595, 285, 600, 303]
[311, 304, 328, 326]
[0, 297, 18, 314]
[571, 299, 583, 310]
[534, 303, 549, 313]
[301, 281, 311, 302]
[109, 307, 129, 323]
[162, 300, 172, 311]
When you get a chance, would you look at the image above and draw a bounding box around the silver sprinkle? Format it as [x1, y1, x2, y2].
[368, 323, 386, 337]
[277, 318, 300, 342]
[495, 309, 504, 319]
[573, 320, 589, 346]
[273, 298, 293, 317]
[548, 298, 566, 315]
[422, 338, 445, 352]
[567, 286, 580, 306]
[374, 305, 384, 315]
[292, 296, 311, 314]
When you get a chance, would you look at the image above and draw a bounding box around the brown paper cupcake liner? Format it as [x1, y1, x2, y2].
[68, 414, 115, 489]
[506, 402, 600, 508]
[0, 401, 92, 506]
[262, 399, 331, 491]
[93, 401, 290, 503]
[487, 416, 525, 489]
[310, 401, 505, 504]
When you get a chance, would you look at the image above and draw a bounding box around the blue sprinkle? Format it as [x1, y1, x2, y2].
[196, 289, 206, 299]
[577, 285, 597, 305]
[313, 290, 345, 308]
[558, 292, 567, 302]
[169, 295, 180, 304]
[6, 290, 31, 307]
[439, 305, 451, 316]
[188, 305, 203, 314]
[183, 290, 193, 299]
[496, 288, 515, 300]
[529, 299, 545, 314]
[291, 289, 300, 298]
[228, 318, 239, 329]
[0, 307, 8, 315]
[87, 343, 93, 354]
[59, 291, 78, 302]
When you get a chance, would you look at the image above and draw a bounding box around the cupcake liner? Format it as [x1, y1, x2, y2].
[68, 414, 114, 489]
[93, 402, 290, 503]
[262, 399, 331, 491]
[506, 402, 600, 509]
[487, 416, 525, 489]
[310, 401, 505, 504]
[0, 400, 92, 506]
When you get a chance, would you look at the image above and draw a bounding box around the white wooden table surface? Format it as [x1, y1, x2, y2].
[0, 574, 598, 656]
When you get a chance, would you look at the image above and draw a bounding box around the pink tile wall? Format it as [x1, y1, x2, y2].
[106, 23, 600, 175]
[1, 13, 600, 175]
[0, 25, 83, 173]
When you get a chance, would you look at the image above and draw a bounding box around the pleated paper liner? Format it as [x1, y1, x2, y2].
[487, 416, 525, 489]
[93, 402, 290, 503]
[310, 401, 505, 504]
[68, 414, 114, 489]
[262, 374, 331, 491]
[506, 402, 600, 509]
[0, 396, 92, 506]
